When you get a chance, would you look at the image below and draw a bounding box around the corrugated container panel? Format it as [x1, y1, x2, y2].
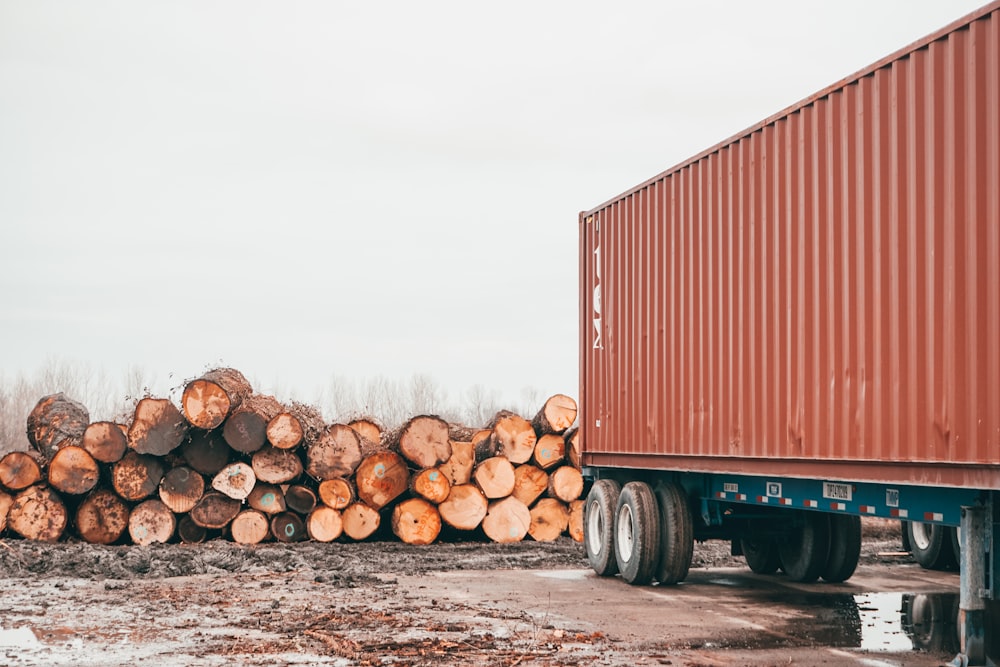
[579, 2, 1000, 488]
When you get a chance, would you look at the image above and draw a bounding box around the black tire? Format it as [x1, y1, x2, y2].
[777, 511, 831, 583]
[614, 481, 661, 585]
[653, 482, 693, 585]
[907, 521, 958, 570]
[584, 479, 621, 576]
[741, 535, 781, 575]
[822, 514, 862, 582]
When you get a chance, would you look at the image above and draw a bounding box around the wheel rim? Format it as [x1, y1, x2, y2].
[617, 504, 635, 562]
[912, 522, 933, 551]
[586, 500, 604, 555]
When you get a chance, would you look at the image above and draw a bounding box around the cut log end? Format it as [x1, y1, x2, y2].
[129, 499, 176, 546]
[392, 498, 441, 545]
[481, 496, 530, 543]
[181, 368, 252, 430]
[531, 394, 578, 435]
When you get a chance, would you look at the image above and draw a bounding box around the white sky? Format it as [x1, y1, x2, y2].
[0, 1, 987, 407]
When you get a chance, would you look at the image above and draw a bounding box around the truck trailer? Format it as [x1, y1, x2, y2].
[578, 2, 1000, 663]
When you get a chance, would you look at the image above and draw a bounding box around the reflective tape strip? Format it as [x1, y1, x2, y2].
[780, 498, 793, 506]
[757, 496, 769, 504]
[804, 499, 818, 508]
[830, 502, 846, 511]
[924, 512, 944, 522]
[860, 505, 876, 514]
[737, 493, 747, 501]
[716, 492, 726, 499]
[890, 509, 909, 518]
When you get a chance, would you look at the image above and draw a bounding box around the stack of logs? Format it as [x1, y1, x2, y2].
[0, 368, 584, 547]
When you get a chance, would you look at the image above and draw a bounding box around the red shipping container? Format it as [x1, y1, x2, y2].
[579, 2, 1000, 489]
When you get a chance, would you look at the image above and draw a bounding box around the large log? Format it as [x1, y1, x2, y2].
[355, 452, 409, 510]
[128, 398, 189, 456]
[439, 440, 474, 486]
[563, 427, 581, 469]
[473, 456, 516, 499]
[306, 505, 343, 543]
[247, 482, 287, 515]
[481, 411, 536, 464]
[266, 402, 325, 450]
[532, 434, 566, 471]
[317, 478, 354, 510]
[270, 511, 307, 543]
[211, 462, 256, 501]
[222, 394, 284, 454]
[410, 467, 451, 504]
[284, 483, 317, 515]
[527, 498, 569, 542]
[8, 485, 67, 542]
[75, 488, 129, 545]
[481, 496, 530, 543]
[230, 509, 271, 545]
[547, 465, 584, 503]
[189, 491, 241, 529]
[181, 367, 252, 430]
[177, 515, 207, 543]
[128, 499, 175, 545]
[394, 415, 452, 469]
[47, 445, 100, 495]
[510, 464, 549, 507]
[391, 498, 441, 545]
[26, 393, 89, 462]
[82, 421, 128, 463]
[112, 451, 167, 502]
[180, 429, 232, 476]
[567, 499, 584, 542]
[342, 502, 380, 541]
[531, 394, 578, 435]
[306, 424, 363, 480]
[0, 490, 14, 533]
[347, 418, 383, 454]
[251, 446, 304, 484]
[437, 484, 488, 531]
[158, 466, 205, 513]
[0, 451, 43, 491]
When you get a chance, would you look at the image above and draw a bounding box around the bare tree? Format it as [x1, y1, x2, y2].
[462, 384, 501, 428]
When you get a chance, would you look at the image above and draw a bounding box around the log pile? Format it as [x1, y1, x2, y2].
[1, 371, 584, 547]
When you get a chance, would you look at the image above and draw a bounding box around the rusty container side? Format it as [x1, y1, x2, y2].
[580, 2, 1000, 489]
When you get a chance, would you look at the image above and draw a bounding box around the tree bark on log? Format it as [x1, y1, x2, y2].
[128, 499, 175, 545]
[270, 511, 307, 543]
[177, 515, 207, 543]
[211, 462, 256, 501]
[342, 502, 380, 541]
[158, 466, 205, 513]
[180, 429, 232, 476]
[481, 496, 530, 543]
[473, 456, 516, 499]
[47, 445, 100, 495]
[230, 509, 271, 545]
[112, 451, 167, 502]
[8, 485, 67, 542]
[26, 393, 89, 462]
[284, 484, 317, 515]
[189, 491, 241, 529]
[0, 451, 43, 491]
[532, 434, 566, 470]
[527, 498, 569, 542]
[0, 490, 12, 533]
[438, 484, 488, 531]
[223, 394, 283, 454]
[531, 394, 578, 435]
[181, 367, 252, 430]
[247, 482, 287, 515]
[510, 464, 549, 507]
[317, 478, 354, 510]
[546, 465, 584, 503]
[410, 467, 451, 504]
[306, 505, 343, 542]
[484, 411, 536, 465]
[439, 440, 474, 486]
[567, 499, 584, 542]
[128, 397, 189, 456]
[347, 418, 383, 454]
[392, 498, 441, 545]
[355, 452, 409, 510]
[266, 402, 325, 451]
[82, 421, 128, 463]
[251, 446, 304, 484]
[394, 415, 452, 469]
[563, 427, 581, 469]
[306, 424, 363, 480]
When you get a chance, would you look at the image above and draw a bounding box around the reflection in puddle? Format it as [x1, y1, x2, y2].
[0, 625, 40, 648]
[533, 569, 589, 581]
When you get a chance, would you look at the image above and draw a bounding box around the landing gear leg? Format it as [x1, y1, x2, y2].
[954, 501, 988, 666]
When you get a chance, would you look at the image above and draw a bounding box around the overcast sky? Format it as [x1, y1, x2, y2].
[0, 0, 987, 409]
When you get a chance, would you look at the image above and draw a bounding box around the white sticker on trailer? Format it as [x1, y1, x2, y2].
[724, 483, 739, 493]
[823, 482, 852, 502]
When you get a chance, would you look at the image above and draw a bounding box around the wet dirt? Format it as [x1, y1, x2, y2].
[0, 522, 971, 666]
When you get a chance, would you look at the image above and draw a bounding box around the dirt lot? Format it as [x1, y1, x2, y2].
[0, 521, 968, 667]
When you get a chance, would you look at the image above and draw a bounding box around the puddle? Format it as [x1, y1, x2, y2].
[0, 625, 40, 648]
[533, 569, 589, 581]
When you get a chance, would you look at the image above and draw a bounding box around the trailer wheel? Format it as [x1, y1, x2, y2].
[584, 479, 621, 576]
[614, 481, 661, 585]
[907, 521, 958, 570]
[777, 510, 830, 583]
[653, 481, 693, 585]
[822, 514, 862, 582]
[741, 535, 781, 575]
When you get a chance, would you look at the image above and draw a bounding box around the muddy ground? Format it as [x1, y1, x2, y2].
[0, 521, 956, 667]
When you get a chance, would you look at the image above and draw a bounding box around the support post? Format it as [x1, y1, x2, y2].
[959, 503, 987, 665]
